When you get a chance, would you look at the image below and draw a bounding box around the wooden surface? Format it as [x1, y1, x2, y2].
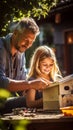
[1, 111, 73, 130]
[1, 112, 73, 122]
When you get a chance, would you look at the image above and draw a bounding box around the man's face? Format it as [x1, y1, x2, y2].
[13, 30, 36, 52]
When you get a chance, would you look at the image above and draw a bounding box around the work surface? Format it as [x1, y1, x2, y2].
[1, 110, 73, 130]
[1, 112, 73, 122]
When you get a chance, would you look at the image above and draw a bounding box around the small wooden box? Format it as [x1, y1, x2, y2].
[43, 74, 73, 110]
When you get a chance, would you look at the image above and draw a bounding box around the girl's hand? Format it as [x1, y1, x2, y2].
[40, 77, 53, 87]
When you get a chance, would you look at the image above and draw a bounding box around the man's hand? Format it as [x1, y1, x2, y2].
[28, 78, 51, 90]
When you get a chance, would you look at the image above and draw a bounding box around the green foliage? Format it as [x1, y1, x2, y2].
[12, 120, 30, 130]
[0, 119, 30, 130]
[0, 88, 11, 98]
[0, 88, 12, 107]
[0, 0, 58, 35]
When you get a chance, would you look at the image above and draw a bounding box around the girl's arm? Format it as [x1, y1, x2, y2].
[25, 89, 43, 108]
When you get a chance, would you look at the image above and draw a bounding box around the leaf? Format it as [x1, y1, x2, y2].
[0, 88, 11, 98]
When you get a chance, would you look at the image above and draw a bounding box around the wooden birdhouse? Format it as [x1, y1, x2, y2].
[43, 74, 73, 111]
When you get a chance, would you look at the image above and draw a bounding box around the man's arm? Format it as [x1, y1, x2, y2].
[7, 78, 48, 92]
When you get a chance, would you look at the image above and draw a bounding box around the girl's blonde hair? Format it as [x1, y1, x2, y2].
[27, 45, 62, 81]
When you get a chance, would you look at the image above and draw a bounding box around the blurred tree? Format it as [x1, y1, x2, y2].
[0, 0, 58, 36]
[0, 88, 12, 109]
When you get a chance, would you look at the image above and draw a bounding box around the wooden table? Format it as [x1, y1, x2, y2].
[1, 112, 73, 130]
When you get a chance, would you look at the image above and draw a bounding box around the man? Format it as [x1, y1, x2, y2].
[0, 18, 48, 113]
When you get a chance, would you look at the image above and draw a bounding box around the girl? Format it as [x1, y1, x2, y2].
[25, 45, 62, 108]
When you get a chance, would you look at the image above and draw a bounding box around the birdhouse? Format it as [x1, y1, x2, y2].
[43, 74, 73, 111]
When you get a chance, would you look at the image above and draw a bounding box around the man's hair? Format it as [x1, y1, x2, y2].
[10, 18, 40, 36]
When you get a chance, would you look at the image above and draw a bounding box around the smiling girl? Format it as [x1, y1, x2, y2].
[25, 45, 62, 108]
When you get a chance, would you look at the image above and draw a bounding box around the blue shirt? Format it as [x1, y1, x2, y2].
[0, 33, 27, 89]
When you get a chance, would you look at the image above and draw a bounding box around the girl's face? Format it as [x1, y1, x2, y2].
[39, 57, 54, 76]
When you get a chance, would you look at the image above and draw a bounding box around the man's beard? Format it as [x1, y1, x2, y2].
[15, 44, 27, 53]
[15, 44, 20, 51]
